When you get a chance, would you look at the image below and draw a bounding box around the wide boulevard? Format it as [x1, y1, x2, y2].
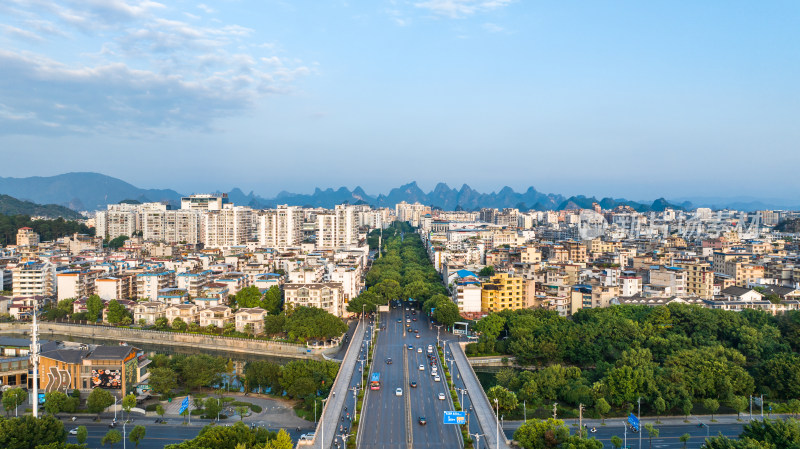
[358, 302, 462, 449]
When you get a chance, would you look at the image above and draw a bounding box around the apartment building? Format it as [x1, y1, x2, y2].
[133, 302, 166, 325]
[648, 266, 687, 296]
[56, 270, 101, 301]
[136, 271, 176, 301]
[203, 207, 256, 248]
[453, 281, 482, 313]
[94, 275, 134, 301]
[180, 194, 230, 211]
[395, 201, 430, 227]
[141, 209, 202, 244]
[257, 205, 304, 249]
[176, 271, 211, 297]
[480, 273, 529, 313]
[284, 283, 345, 317]
[198, 306, 233, 328]
[674, 260, 714, 299]
[315, 205, 359, 250]
[235, 307, 268, 334]
[12, 262, 56, 297]
[16, 228, 40, 246]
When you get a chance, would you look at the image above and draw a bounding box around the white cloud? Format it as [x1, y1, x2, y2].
[197, 3, 214, 14]
[482, 22, 503, 33]
[0, 0, 311, 135]
[414, 0, 513, 18]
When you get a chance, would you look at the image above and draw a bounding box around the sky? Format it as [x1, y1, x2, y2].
[0, 0, 799, 201]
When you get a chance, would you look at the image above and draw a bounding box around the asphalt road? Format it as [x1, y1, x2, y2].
[359, 303, 462, 449]
[502, 419, 746, 449]
[65, 420, 310, 449]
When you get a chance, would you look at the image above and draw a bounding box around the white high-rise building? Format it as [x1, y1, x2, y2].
[12, 261, 56, 297]
[316, 204, 359, 250]
[258, 205, 304, 249]
[181, 194, 230, 211]
[204, 206, 256, 248]
[142, 209, 202, 244]
[95, 202, 166, 240]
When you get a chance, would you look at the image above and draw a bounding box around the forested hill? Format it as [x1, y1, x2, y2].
[0, 215, 94, 247]
[0, 194, 84, 219]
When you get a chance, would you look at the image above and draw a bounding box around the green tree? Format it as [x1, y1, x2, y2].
[261, 286, 283, 314]
[156, 405, 165, 418]
[487, 385, 518, 415]
[679, 433, 690, 449]
[121, 393, 136, 422]
[76, 425, 88, 445]
[266, 429, 294, 449]
[644, 423, 659, 449]
[0, 415, 67, 449]
[87, 388, 115, 414]
[432, 299, 460, 328]
[101, 429, 122, 448]
[235, 406, 248, 421]
[681, 398, 693, 421]
[653, 397, 666, 424]
[730, 396, 748, 419]
[479, 266, 495, 277]
[171, 318, 187, 332]
[787, 399, 800, 418]
[595, 398, 611, 425]
[154, 317, 169, 330]
[177, 354, 226, 389]
[703, 398, 720, 422]
[128, 425, 146, 448]
[2, 388, 28, 416]
[263, 314, 286, 335]
[44, 391, 69, 415]
[204, 397, 223, 420]
[86, 294, 104, 322]
[610, 436, 623, 449]
[233, 286, 262, 309]
[106, 300, 130, 324]
[513, 418, 570, 449]
[148, 367, 178, 396]
[108, 235, 129, 250]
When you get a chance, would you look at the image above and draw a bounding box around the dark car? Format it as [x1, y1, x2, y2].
[418, 416, 427, 425]
[414, 329, 419, 333]
[386, 358, 393, 365]
[410, 381, 418, 388]
[412, 318, 417, 322]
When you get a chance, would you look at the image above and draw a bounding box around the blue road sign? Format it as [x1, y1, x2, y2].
[444, 411, 466, 425]
[178, 396, 189, 414]
[628, 413, 639, 431]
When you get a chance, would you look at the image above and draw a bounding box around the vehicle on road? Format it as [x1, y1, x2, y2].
[434, 375, 441, 382]
[427, 345, 433, 354]
[419, 364, 425, 371]
[590, 427, 596, 433]
[418, 416, 427, 425]
[370, 372, 381, 390]
[410, 381, 417, 388]
[417, 347, 422, 353]
[415, 334, 420, 338]
[69, 428, 79, 435]
[413, 318, 417, 322]
[299, 433, 315, 441]
[438, 393, 445, 400]
[386, 358, 392, 364]
[408, 344, 413, 350]
[395, 388, 403, 397]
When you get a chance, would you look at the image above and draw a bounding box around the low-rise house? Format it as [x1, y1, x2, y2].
[235, 307, 268, 334]
[165, 304, 199, 324]
[157, 288, 189, 305]
[198, 306, 233, 329]
[133, 301, 166, 325]
[193, 297, 224, 309]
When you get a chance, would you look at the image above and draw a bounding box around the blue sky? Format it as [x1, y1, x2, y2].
[1, 1, 798, 200]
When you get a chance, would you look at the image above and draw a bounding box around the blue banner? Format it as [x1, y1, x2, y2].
[628, 413, 639, 431]
[443, 411, 466, 425]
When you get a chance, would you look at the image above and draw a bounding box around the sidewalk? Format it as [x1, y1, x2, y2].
[504, 413, 795, 429]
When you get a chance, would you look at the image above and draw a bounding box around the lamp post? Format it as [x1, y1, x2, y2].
[350, 386, 360, 421]
[340, 432, 352, 449]
[123, 420, 127, 449]
[524, 400, 526, 422]
[320, 397, 328, 449]
[472, 433, 485, 449]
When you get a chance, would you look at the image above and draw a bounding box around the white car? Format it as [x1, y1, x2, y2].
[434, 375, 441, 382]
[438, 393, 446, 400]
[417, 348, 422, 353]
[419, 364, 425, 371]
[427, 346, 433, 354]
[396, 388, 403, 396]
[299, 433, 315, 441]
[69, 428, 79, 435]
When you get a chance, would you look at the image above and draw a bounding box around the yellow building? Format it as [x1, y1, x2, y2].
[481, 273, 526, 312]
[675, 260, 714, 299]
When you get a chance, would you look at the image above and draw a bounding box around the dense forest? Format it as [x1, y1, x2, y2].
[0, 194, 84, 219]
[349, 222, 460, 326]
[0, 214, 94, 246]
[469, 304, 800, 417]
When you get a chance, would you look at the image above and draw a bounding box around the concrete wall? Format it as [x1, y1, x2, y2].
[0, 322, 339, 360]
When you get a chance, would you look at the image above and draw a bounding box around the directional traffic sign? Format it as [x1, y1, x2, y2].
[627, 413, 639, 431]
[443, 411, 466, 425]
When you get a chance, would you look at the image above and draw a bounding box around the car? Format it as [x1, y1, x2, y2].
[415, 334, 420, 338]
[396, 388, 403, 396]
[397, 319, 402, 323]
[427, 346, 433, 354]
[410, 381, 418, 388]
[414, 329, 419, 333]
[299, 433, 315, 441]
[386, 358, 393, 365]
[408, 344, 414, 350]
[438, 393, 446, 400]
[417, 347, 422, 353]
[434, 375, 441, 382]
[412, 318, 417, 322]
[431, 370, 437, 376]
[418, 416, 427, 425]
[406, 319, 411, 323]
[419, 364, 425, 371]
[69, 428, 79, 435]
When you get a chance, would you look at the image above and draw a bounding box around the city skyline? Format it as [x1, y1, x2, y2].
[1, 1, 799, 200]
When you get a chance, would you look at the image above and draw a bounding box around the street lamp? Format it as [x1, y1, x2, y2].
[340, 432, 352, 449]
[471, 433, 485, 449]
[350, 386, 360, 421]
[123, 420, 127, 449]
[637, 397, 642, 449]
[320, 397, 328, 448]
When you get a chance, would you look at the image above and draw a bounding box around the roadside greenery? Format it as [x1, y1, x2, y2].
[703, 418, 800, 448]
[163, 421, 292, 449]
[471, 305, 800, 418]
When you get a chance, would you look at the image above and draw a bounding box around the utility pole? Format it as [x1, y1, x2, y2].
[624, 421, 627, 449]
[578, 404, 584, 438]
[638, 397, 642, 449]
[472, 433, 485, 449]
[553, 402, 558, 420]
[750, 396, 753, 421]
[760, 395, 764, 419]
[524, 400, 526, 422]
[31, 310, 40, 418]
